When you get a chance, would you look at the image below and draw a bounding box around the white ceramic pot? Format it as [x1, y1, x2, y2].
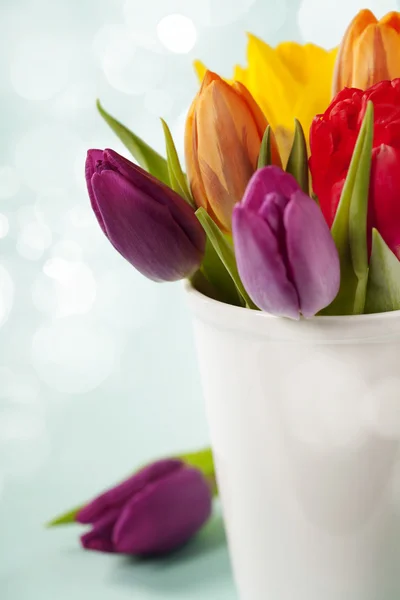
[186, 284, 400, 600]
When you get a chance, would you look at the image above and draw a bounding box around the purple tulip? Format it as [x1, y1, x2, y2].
[232, 166, 340, 319]
[85, 149, 206, 282]
[76, 459, 212, 555]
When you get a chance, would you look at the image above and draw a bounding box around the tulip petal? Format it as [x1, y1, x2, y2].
[352, 24, 390, 90]
[112, 467, 212, 555]
[332, 9, 377, 95]
[93, 171, 202, 281]
[371, 144, 400, 259]
[242, 166, 299, 211]
[232, 81, 268, 138]
[377, 22, 400, 81]
[196, 78, 261, 231]
[285, 191, 340, 317]
[233, 205, 300, 319]
[80, 509, 120, 553]
[379, 11, 400, 32]
[85, 150, 107, 235]
[246, 34, 300, 130]
[77, 459, 182, 525]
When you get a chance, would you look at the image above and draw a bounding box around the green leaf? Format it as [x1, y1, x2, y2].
[365, 229, 400, 314]
[285, 119, 309, 194]
[197, 238, 242, 306]
[195, 208, 257, 309]
[46, 447, 217, 528]
[96, 100, 170, 187]
[257, 126, 272, 169]
[322, 101, 374, 316]
[46, 506, 82, 528]
[180, 447, 217, 497]
[160, 119, 194, 206]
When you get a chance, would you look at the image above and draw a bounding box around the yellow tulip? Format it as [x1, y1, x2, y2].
[195, 35, 337, 162]
[185, 70, 281, 232]
[333, 9, 400, 95]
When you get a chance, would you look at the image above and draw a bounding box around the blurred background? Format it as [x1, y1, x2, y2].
[0, 0, 399, 597]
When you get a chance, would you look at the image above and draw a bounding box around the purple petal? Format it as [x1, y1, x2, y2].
[259, 192, 289, 235]
[233, 205, 300, 319]
[285, 190, 340, 317]
[85, 150, 107, 235]
[91, 170, 204, 281]
[104, 149, 205, 255]
[112, 466, 212, 555]
[242, 166, 299, 211]
[80, 508, 120, 553]
[77, 459, 182, 525]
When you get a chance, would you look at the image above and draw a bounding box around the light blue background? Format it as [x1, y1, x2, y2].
[1, 0, 399, 598]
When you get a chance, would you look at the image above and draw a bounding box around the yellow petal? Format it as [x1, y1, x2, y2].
[194, 60, 207, 83]
[233, 64, 248, 87]
[245, 34, 301, 129]
[276, 42, 337, 86]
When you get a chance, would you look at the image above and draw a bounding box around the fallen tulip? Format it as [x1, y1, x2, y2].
[77, 459, 213, 555]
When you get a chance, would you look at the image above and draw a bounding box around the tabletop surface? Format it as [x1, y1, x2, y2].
[0, 374, 237, 600]
[1, 513, 236, 600]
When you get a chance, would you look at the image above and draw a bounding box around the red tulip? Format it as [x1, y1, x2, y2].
[310, 79, 400, 259]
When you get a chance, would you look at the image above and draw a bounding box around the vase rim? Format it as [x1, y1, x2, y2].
[184, 281, 400, 344]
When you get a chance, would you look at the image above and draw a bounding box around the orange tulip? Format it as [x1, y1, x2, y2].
[333, 9, 400, 95]
[185, 70, 281, 232]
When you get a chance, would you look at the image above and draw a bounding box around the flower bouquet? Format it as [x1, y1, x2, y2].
[50, 9, 400, 600]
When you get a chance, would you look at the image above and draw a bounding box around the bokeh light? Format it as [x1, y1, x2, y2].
[0, 165, 20, 199]
[0, 265, 14, 328]
[298, 0, 396, 46]
[157, 14, 197, 54]
[31, 317, 117, 394]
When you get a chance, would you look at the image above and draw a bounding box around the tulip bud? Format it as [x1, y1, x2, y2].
[185, 71, 281, 233]
[232, 167, 340, 319]
[76, 459, 213, 555]
[86, 149, 206, 282]
[333, 9, 400, 95]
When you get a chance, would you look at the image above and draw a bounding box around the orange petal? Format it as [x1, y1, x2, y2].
[352, 24, 390, 89]
[332, 9, 377, 95]
[233, 81, 282, 168]
[200, 70, 222, 92]
[196, 79, 261, 231]
[379, 23, 400, 80]
[184, 96, 208, 212]
[379, 11, 400, 33]
[232, 81, 267, 137]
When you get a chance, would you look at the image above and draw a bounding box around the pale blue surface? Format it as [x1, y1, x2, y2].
[2, 0, 398, 597]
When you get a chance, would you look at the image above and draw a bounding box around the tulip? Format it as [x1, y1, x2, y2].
[333, 9, 400, 96]
[195, 39, 338, 162]
[232, 166, 340, 319]
[85, 149, 206, 282]
[310, 79, 400, 260]
[185, 70, 281, 233]
[76, 459, 213, 555]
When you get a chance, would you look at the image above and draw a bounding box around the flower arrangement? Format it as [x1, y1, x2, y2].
[50, 8, 400, 558]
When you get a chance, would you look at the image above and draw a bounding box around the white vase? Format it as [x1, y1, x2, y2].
[186, 283, 400, 600]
